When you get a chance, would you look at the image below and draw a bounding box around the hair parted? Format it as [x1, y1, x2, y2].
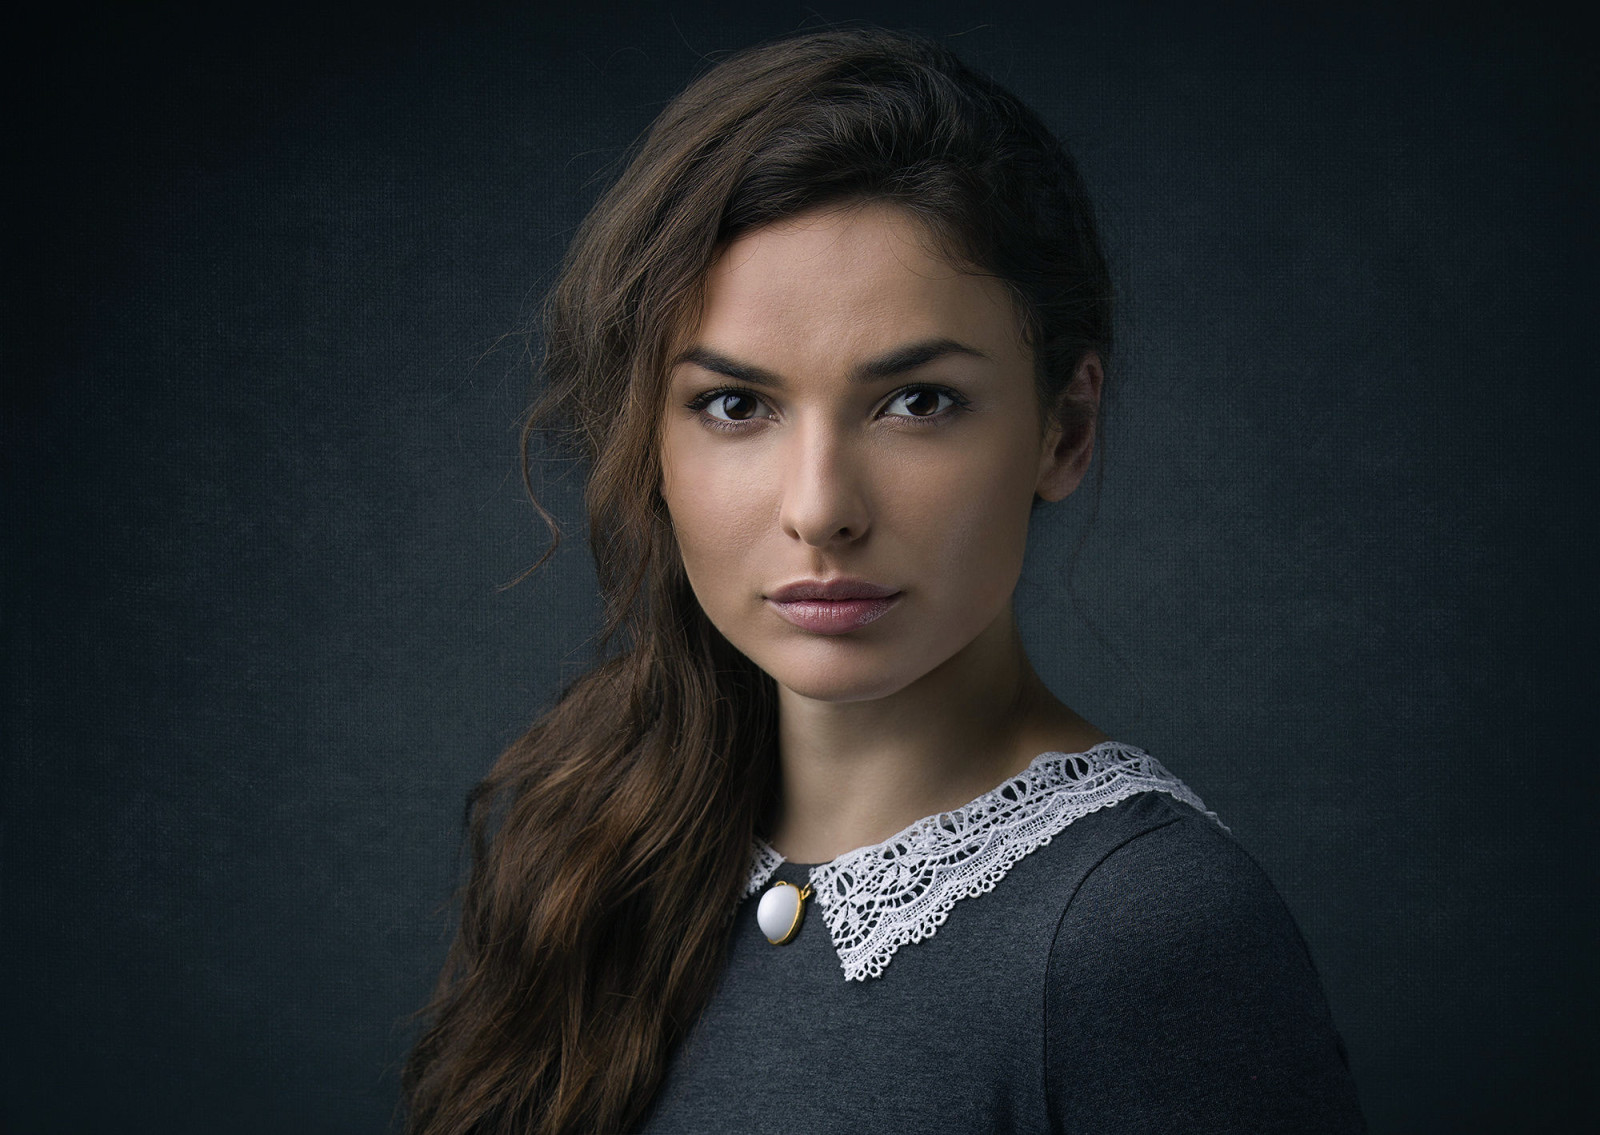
[400, 25, 1112, 1135]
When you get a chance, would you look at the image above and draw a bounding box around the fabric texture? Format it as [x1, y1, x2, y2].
[740, 742, 1223, 980]
[639, 754, 1366, 1133]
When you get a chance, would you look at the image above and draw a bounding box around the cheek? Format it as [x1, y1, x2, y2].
[663, 455, 769, 594]
[894, 445, 1035, 593]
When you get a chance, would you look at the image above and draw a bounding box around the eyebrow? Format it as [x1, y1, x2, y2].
[673, 337, 990, 389]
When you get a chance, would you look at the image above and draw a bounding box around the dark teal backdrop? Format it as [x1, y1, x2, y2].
[5, 2, 1594, 1131]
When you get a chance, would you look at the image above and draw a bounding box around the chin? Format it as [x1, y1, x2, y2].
[749, 642, 925, 704]
[775, 671, 913, 704]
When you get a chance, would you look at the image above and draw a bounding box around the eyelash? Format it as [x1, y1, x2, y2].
[683, 384, 972, 434]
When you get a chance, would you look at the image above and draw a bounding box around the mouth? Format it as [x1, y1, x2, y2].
[767, 578, 900, 603]
[766, 593, 902, 635]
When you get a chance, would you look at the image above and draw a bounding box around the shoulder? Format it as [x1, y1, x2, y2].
[1057, 792, 1295, 950]
[1038, 791, 1303, 981]
[1042, 796, 1367, 1132]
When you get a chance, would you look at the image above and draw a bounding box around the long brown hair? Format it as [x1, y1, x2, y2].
[400, 25, 1112, 1135]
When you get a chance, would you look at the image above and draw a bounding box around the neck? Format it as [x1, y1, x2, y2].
[767, 603, 1107, 864]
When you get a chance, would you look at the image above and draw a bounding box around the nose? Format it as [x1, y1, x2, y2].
[777, 421, 871, 547]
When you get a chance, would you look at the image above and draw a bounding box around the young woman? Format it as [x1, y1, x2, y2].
[401, 27, 1366, 1135]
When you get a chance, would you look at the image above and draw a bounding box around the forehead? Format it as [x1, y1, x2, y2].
[685, 203, 1025, 368]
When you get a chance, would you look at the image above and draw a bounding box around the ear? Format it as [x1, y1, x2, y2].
[1034, 352, 1104, 503]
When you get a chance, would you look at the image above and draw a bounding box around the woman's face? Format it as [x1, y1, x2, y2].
[659, 202, 1093, 704]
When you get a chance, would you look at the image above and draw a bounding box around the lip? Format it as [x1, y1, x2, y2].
[768, 578, 900, 602]
[767, 580, 903, 636]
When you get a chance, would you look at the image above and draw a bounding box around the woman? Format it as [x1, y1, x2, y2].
[401, 26, 1365, 1135]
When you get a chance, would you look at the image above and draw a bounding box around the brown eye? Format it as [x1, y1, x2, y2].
[717, 393, 763, 421]
[884, 387, 963, 421]
[687, 387, 775, 431]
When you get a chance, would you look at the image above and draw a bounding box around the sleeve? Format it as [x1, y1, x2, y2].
[1043, 813, 1366, 1134]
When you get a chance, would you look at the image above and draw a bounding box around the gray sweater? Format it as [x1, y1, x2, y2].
[639, 788, 1365, 1133]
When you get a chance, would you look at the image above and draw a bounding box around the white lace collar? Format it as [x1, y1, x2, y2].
[742, 741, 1223, 981]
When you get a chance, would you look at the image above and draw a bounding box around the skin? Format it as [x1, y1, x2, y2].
[659, 202, 1108, 864]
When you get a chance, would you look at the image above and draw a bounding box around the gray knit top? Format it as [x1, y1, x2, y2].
[638, 744, 1365, 1133]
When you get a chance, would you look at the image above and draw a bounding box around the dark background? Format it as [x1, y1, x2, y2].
[4, 2, 1594, 1131]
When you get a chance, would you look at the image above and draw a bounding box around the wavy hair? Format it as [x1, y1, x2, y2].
[400, 25, 1112, 1135]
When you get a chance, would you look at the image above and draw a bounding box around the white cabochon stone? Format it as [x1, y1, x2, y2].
[756, 882, 801, 943]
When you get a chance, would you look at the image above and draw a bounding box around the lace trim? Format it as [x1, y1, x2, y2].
[742, 741, 1222, 981]
[741, 841, 785, 901]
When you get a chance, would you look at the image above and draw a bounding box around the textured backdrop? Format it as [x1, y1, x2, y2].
[5, 2, 1594, 1132]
